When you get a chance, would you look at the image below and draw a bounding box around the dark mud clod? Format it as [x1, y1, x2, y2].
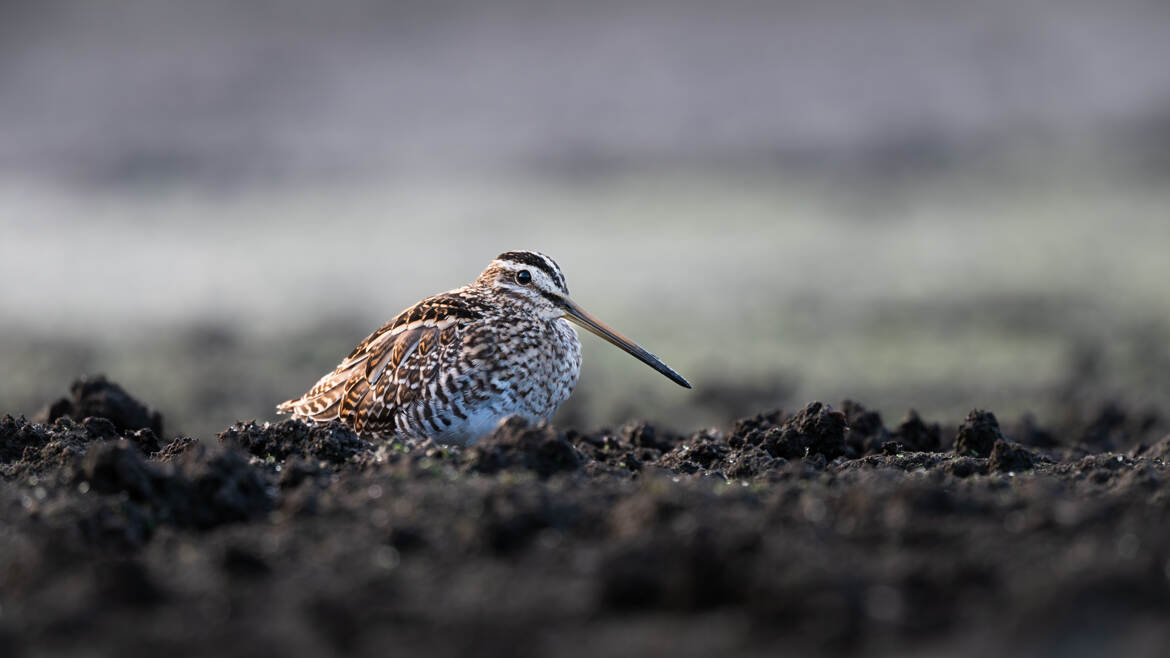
[955, 409, 1007, 457]
[82, 416, 119, 440]
[764, 401, 848, 460]
[67, 440, 273, 537]
[80, 441, 157, 500]
[218, 418, 374, 464]
[893, 410, 942, 452]
[989, 438, 1043, 473]
[843, 399, 891, 456]
[174, 445, 274, 528]
[467, 416, 584, 478]
[37, 375, 164, 436]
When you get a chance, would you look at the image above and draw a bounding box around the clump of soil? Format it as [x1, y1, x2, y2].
[218, 418, 375, 464]
[2, 376, 1169, 657]
[954, 409, 1006, 457]
[464, 416, 585, 477]
[35, 374, 164, 436]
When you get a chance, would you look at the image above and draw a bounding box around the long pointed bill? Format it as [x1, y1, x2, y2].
[559, 297, 692, 389]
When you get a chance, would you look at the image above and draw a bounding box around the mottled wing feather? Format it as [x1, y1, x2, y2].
[276, 293, 482, 435]
[340, 374, 372, 429]
[347, 326, 425, 431]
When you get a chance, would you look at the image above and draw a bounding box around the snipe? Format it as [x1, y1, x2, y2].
[277, 250, 690, 445]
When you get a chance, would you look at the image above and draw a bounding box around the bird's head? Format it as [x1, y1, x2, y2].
[477, 250, 691, 388]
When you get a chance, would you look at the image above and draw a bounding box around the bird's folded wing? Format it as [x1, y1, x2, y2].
[276, 293, 482, 431]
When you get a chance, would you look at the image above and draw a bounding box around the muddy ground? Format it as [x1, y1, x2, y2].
[2, 376, 1169, 657]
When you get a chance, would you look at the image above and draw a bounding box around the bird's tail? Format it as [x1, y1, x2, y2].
[275, 364, 361, 422]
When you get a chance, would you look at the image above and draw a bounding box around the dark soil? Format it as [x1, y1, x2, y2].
[3, 378, 1169, 657]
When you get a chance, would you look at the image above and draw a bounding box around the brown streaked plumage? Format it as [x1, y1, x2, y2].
[277, 251, 690, 445]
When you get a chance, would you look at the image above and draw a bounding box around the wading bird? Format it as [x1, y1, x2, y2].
[277, 251, 690, 445]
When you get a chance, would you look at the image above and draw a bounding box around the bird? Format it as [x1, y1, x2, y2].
[277, 250, 690, 445]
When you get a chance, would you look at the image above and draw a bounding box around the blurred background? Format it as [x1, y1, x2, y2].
[2, 0, 1169, 439]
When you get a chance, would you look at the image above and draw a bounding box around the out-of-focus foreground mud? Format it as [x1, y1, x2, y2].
[2, 376, 1169, 657]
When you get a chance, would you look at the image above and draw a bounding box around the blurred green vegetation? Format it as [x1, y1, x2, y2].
[2, 154, 1169, 438]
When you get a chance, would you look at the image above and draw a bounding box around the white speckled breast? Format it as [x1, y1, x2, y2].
[453, 317, 581, 445]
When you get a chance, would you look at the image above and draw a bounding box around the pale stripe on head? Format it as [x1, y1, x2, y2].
[489, 250, 570, 295]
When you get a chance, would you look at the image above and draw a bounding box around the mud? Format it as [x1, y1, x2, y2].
[2, 377, 1169, 656]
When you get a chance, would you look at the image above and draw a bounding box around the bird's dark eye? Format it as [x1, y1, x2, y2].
[516, 270, 532, 285]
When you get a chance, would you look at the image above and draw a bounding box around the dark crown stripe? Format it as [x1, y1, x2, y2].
[537, 252, 569, 292]
[496, 251, 566, 291]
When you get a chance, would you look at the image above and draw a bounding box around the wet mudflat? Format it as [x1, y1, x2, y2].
[2, 377, 1169, 657]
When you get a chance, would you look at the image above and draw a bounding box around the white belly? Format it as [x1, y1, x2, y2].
[430, 406, 515, 446]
